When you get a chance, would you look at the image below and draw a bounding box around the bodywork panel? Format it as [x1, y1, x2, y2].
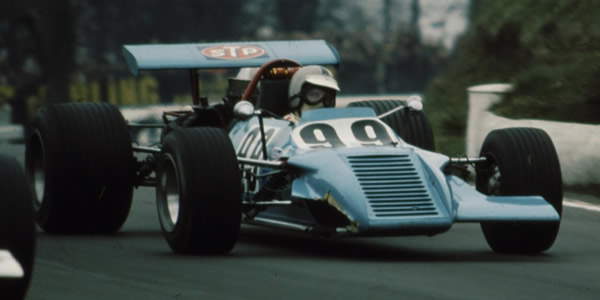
[449, 176, 560, 222]
[0, 250, 24, 278]
[287, 147, 454, 236]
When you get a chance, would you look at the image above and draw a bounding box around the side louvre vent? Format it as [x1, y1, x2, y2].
[347, 154, 438, 218]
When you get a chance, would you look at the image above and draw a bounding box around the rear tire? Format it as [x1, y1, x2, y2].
[476, 127, 562, 254]
[347, 99, 435, 150]
[0, 155, 35, 299]
[156, 127, 242, 254]
[26, 102, 135, 234]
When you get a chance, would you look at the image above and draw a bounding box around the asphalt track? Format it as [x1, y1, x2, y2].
[1, 143, 600, 300]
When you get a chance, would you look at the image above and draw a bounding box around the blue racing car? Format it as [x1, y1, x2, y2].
[25, 40, 562, 255]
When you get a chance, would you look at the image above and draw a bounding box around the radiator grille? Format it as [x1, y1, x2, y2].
[347, 154, 438, 218]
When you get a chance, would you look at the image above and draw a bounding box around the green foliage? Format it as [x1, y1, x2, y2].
[425, 0, 600, 156]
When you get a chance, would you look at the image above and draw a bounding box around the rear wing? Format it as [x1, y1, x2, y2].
[122, 40, 341, 76]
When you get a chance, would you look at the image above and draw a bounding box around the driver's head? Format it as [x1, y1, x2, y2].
[288, 66, 340, 114]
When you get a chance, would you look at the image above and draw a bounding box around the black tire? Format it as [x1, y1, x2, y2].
[0, 155, 36, 299]
[476, 127, 562, 254]
[156, 127, 242, 254]
[25, 102, 135, 234]
[347, 99, 435, 151]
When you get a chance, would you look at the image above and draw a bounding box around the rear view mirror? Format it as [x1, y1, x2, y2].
[233, 100, 256, 120]
[406, 95, 423, 111]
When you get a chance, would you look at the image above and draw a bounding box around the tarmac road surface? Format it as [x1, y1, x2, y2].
[1, 144, 599, 300]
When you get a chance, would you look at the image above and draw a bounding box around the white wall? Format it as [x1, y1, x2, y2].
[466, 84, 600, 186]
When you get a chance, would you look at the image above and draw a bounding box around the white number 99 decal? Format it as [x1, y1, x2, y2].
[292, 118, 397, 149]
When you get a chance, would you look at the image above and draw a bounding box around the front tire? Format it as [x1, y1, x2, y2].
[156, 127, 242, 254]
[0, 155, 36, 299]
[347, 99, 435, 150]
[26, 102, 135, 234]
[476, 127, 562, 254]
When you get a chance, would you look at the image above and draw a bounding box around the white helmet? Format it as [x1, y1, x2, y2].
[288, 66, 340, 110]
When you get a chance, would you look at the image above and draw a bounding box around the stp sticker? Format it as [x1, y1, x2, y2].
[201, 45, 266, 60]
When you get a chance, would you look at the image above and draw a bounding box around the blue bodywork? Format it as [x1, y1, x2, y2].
[229, 108, 559, 237]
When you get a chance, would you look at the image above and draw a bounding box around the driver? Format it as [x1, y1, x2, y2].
[285, 65, 340, 122]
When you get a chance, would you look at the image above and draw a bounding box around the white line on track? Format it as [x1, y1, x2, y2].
[564, 199, 600, 213]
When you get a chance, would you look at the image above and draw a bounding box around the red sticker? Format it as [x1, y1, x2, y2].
[201, 45, 265, 60]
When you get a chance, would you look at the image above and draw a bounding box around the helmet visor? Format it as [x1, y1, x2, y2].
[305, 74, 340, 92]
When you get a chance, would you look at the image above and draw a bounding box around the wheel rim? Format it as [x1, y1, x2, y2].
[27, 132, 46, 208]
[157, 154, 180, 232]
[485, 162, 502, 196]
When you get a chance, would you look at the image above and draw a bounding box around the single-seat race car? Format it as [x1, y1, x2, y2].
[25, 40, 563, 255]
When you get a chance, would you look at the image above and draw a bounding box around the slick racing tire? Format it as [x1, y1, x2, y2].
[26, 102, 135, 234]
[156, 127, 242, 254]
[347, 99, 435, 151]
[0, 155, 36, 300]
[476, 127, 562, 254]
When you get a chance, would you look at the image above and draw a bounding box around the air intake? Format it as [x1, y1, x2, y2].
[347, 154, 438, 218]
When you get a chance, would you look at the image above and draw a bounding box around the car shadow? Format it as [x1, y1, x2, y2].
[35, 224, 558, 263]
[234, 225, 557, 263]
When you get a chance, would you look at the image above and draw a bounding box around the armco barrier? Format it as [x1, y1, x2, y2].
[466, 83, 600, 187]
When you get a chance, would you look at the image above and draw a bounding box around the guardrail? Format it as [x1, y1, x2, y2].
[466, 83, 600, 187]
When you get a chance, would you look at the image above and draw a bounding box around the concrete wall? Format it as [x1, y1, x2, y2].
[466, 83, 600, 186]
